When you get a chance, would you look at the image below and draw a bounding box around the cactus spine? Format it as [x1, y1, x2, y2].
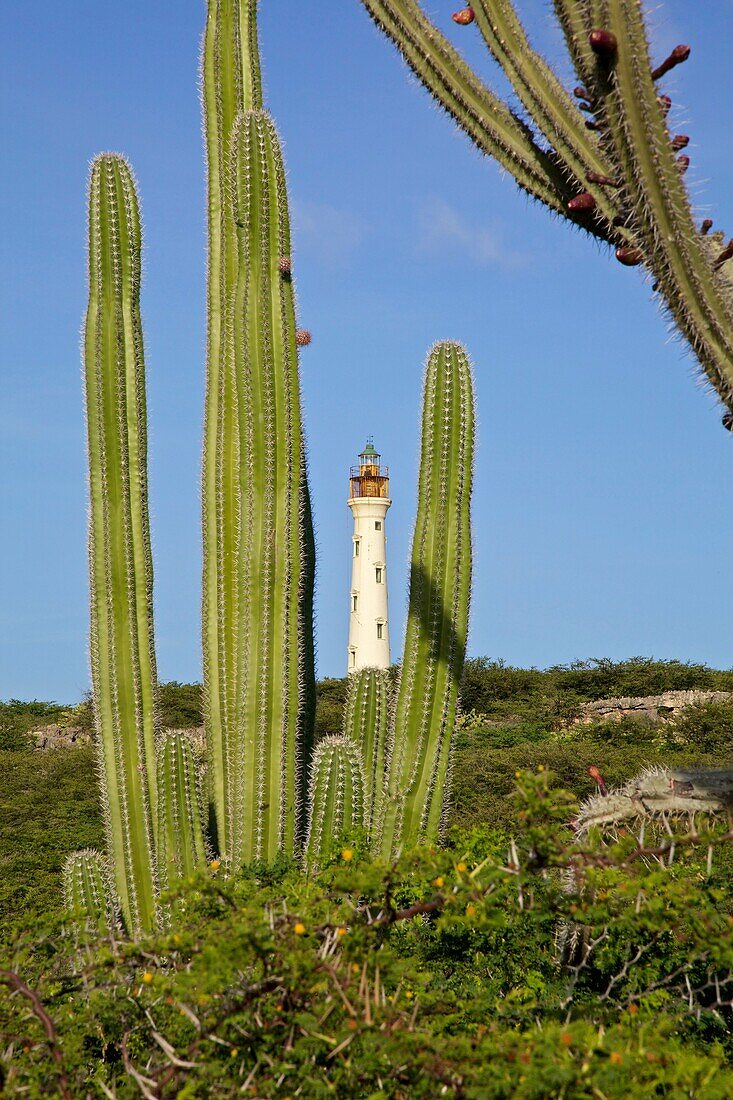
[305, 736, 365, 872]
[226, 109, 315, 864]
[343, 667, 391, 837]
[359, 0, 733, 415]
[201, 0, 263, 859]
[63, 850, 115, 935]
[84, 154, 159, 936]
[377, 342, 475, 859]
[156, 733, 209, 891]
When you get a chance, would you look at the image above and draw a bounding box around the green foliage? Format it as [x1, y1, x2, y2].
[157, 681, 203, 729]
[668, 699, 733, 754]
[0, 701, 66, 751]
[2, 773, 731, 1097]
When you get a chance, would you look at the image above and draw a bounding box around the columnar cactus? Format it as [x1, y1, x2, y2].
[358, 1, 733, 417]
[377, 342, 475, 859]
[342, 667, 391, 837]
[201, 1, 315, 866]
[156, 732, 209, 891]
[201, 0, 264, 863]
[63, 850, 115, 935]
[84, 154, 159, 936]
[305, 736, 365, 872]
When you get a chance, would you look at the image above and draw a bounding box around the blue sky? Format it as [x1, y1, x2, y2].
[2, 1, 733, 702]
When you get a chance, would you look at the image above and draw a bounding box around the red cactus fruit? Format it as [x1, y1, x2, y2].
[657, 94, 672, 115]
[652, 44, 691, 80]
[615, 246, 643, 266]
[295, 330, 312, 347]
[587, 171, 618, 186]
[701, 218, 713, 235]
[451, 7, 475, 25]
[677, 154, 690, 173]
[671, 134, 689, 151]
[568, 192, 596, 212]
[588, 29, 618, 58]
[573, 86, 589, 100]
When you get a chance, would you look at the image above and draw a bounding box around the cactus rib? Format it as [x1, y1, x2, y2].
[63, 849, 116, 935]
[84, 155, 159, 934]
[377, 342, 475, 859]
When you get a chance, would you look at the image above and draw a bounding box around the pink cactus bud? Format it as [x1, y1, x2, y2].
[587, 171, 618, 186]
[671, 134, 689, 151]
[589, 29, 618, 58]
[568, 192, 597, 212]
[677, 154, 690, 173]
[657, 94, 672, 115]
[615, 246, 643, 267]
[451, 7, 475, 25]
[652, 44, 691, 80]
[722, 412, 733, 432]
[587, 765, 608, 796]
[278, 256, 292, 274]
[715, 239, 733, 268]
[573, 86, 590, 100]
[295, 330, 312, 347]
[701, 218, 713, 235]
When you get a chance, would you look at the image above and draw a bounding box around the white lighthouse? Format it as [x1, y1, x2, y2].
[347, 440, 392, 672]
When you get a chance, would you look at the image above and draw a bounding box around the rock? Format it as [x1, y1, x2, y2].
[572, 690, 733, 725]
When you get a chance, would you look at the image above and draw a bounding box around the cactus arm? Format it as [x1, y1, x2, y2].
[63, 850, 116, 935]
[201, 0, 263, 856]
[228, 110, 315, 864]
[471, 2, 622, 235]
[156, 733, 209, 891]
[377, 343, 475, 859]
[305, 736, 365, 873]
[343, 668, 390, 837]
[552, 1, 596, 89]
[84, 155, 159, 936]
[358, 0, 578, 220]
[595, 0, 733, 404]
[575, 766, 733, 838]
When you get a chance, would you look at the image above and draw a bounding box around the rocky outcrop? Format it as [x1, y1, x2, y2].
[573, 690, 733, 725]
[31, 725, 92, 749]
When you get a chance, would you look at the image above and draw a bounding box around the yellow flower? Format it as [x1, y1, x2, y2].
[465, 904, 477, 917]
[210, 859, 221, 871]
[405, 990, 413, 999]
[515, 770, 522, 779]
[351, 963, 360, 974]
[456, 862, 467, 873]
[230, 1047, 238, 1058]
[336, 926, 347, 937]
[141, 971, 153, 984]
[173, 933, 181, 945]
[294, 922, 306, 935]
[433, 876, 444, 888]
[341, 848, 353, 861]
[537, 763, 545, 772]
[610, 1051, 623, 1065]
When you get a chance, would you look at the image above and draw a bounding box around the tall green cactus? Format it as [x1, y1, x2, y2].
[225, 109, 315, 864]
[84, 154, 159, 936]
[201, 0, 315, 865]
[201, 0, 264, 863]
[358, 1, 733, 417]
[343, 667, 391, 837]
[156, 732, 209, 891]
[377, 342, 475, 859]
[305, 736, 365, 872]
[63, 850, 115, 935]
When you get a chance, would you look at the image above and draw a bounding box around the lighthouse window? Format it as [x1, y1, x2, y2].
[350, 649, 356, 668]
[374, 521, 382, 531]
[375, 567, 382, 583]
[354, 540, 360, 557]
[352, 594, 358, 612]
[376, 623, 383, 640]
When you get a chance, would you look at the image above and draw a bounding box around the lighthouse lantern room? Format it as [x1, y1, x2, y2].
[347, 440, 391, 672]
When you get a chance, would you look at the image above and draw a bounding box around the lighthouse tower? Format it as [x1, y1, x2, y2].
[347, 440, 391, 672]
